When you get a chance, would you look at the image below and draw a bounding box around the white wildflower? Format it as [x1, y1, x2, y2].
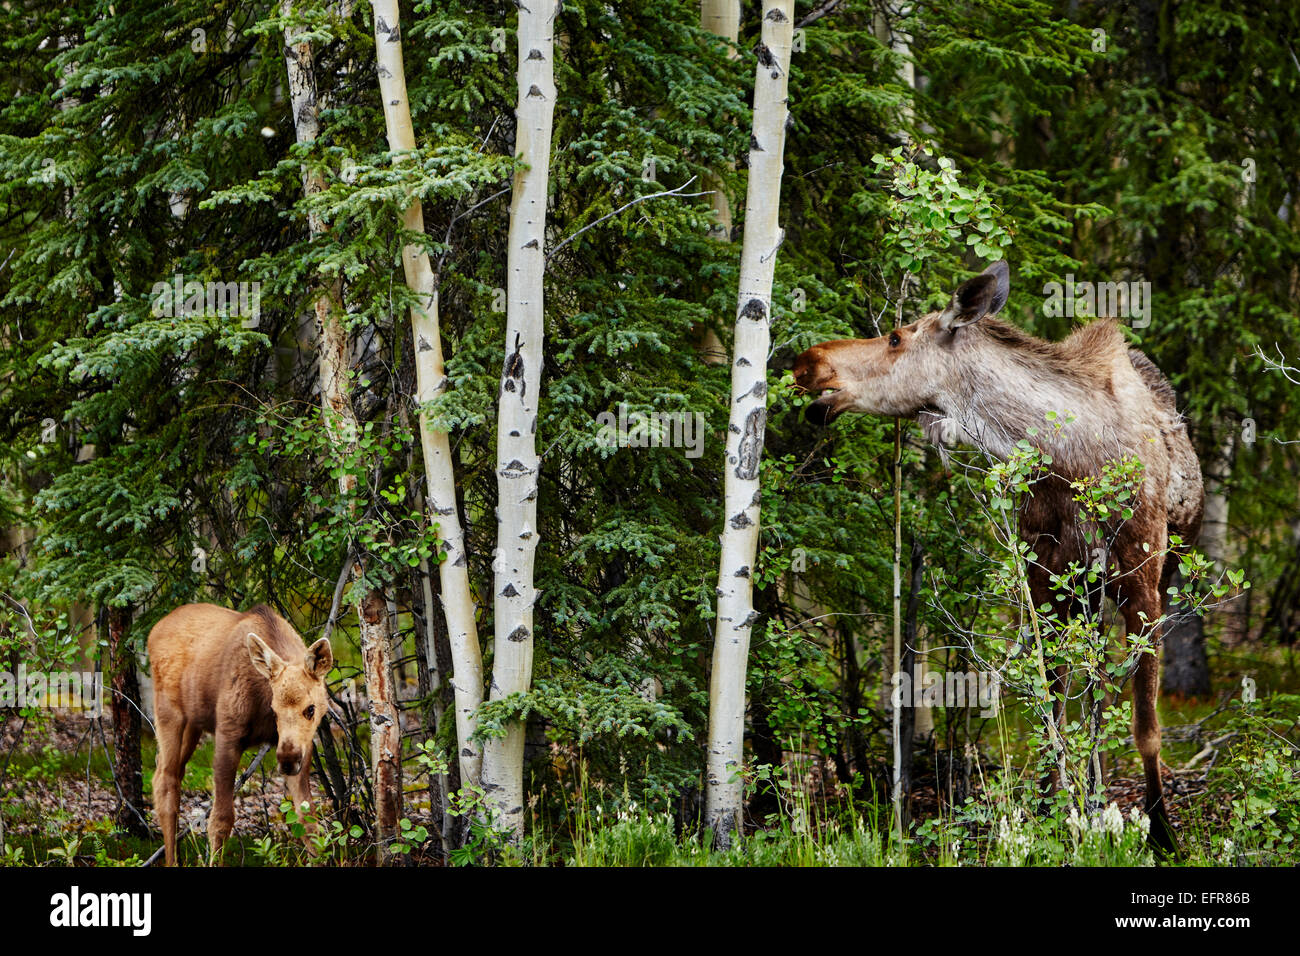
[1066, 805, 1084, 839]
[1127, 807, 1150, 838]
[1102, 802, 1124, 838]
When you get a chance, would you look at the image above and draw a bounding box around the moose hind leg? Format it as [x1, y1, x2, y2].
[153, 709, 184, 867]
[1131, 650, 1177, 851]
[1120, 579, 1179, 855]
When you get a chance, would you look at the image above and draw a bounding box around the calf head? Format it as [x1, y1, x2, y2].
[793, 260, 1010, 425]
[247, 631, 333, 776]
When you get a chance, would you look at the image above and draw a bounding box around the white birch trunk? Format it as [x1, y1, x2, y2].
[286, 5, 403, 859]
[705, 0, 794, 848]
[370, 0, 485, 787]
[479, 0, 557, 842]
[697, 0, 740, 365]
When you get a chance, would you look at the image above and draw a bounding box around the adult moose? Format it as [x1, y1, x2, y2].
[793, 261, 1203, 850]
[148, 603, 333, 865]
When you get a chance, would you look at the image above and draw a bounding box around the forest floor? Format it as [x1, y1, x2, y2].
[0, 641, 1292, 866]
[0, 708, 1231, 867]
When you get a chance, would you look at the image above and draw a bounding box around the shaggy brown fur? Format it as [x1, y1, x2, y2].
[147, 603, 332, 865]
[792, 261, 1204, 850]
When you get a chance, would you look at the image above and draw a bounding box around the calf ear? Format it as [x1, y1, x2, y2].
[247, 632, 285, 681]
[304, 638, 334, 681]
[938, 260, 1010, 331]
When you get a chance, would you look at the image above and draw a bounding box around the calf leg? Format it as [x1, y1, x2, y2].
[152, 708, 183, 867]
[208, 732, 239, 866]
[286, 754, 320, 858]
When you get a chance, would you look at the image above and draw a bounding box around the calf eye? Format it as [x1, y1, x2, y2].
[303, 705, 315, 719]
[889, 332, 901, 348]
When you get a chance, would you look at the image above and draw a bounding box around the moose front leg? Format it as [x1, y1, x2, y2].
[1027, 557, 1071, 806]
[285, 757, 321, 859]
[208, 733, 239, 866]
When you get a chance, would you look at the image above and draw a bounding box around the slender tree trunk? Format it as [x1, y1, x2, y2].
[370, 0, 485, 789]
[1162, 565, 1211, 696]
[413, 554, 460, 854]
[479, 0, 557, 843]
[107, 606, 147, 837]
[897, 538, 925, 826]
[697, 0, 740, 365]
[705, 0, 794, 849]
[287, 5, 402, 858]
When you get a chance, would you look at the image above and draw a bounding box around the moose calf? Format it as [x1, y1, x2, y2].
[148, 603, 332, 865]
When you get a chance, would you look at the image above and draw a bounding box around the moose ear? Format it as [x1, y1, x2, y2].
[938, 260, 1010, 332]
[304, 638, 333, 681]
[247, 632, 285, 681]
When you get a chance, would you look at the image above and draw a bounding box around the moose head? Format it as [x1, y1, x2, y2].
[793, 260, 1011, 426]
[246, 631, 333, 776]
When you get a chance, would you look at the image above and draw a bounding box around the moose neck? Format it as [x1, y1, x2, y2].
[930, 327, 1126, 478]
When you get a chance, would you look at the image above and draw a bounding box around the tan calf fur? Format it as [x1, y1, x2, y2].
[148, 603, 332, 865]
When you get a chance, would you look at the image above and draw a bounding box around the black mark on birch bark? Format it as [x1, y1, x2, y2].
[734, 407, 766, 480]
[507, 625, 530, 643]
[739, 298, 767, 321]
[502, 333, 526, 397]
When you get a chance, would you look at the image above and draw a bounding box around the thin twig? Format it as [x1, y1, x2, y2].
[797, 0, 844, 28]
[321, 546, 355, 646]
[546, 177, 710, 262]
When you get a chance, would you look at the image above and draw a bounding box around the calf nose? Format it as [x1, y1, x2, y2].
[280, 758, 302, 776]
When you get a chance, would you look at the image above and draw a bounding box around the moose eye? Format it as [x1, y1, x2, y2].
[303, 705, 315, 719]
[889, 332, 901, 348]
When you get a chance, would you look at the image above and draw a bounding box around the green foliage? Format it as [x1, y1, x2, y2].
[0, 0, 1296, 868]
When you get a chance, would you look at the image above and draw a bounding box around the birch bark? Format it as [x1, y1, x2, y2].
[705, 0, 794, 848]
[369, 0, 485, 788]
[697, 0, 740, 365]
[479, 0, 557, 842]
[285, 4, 402, 859]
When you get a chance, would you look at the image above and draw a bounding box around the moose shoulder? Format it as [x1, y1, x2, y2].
[792, 261, 1204, 850]
[147, 603, 332, 866]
